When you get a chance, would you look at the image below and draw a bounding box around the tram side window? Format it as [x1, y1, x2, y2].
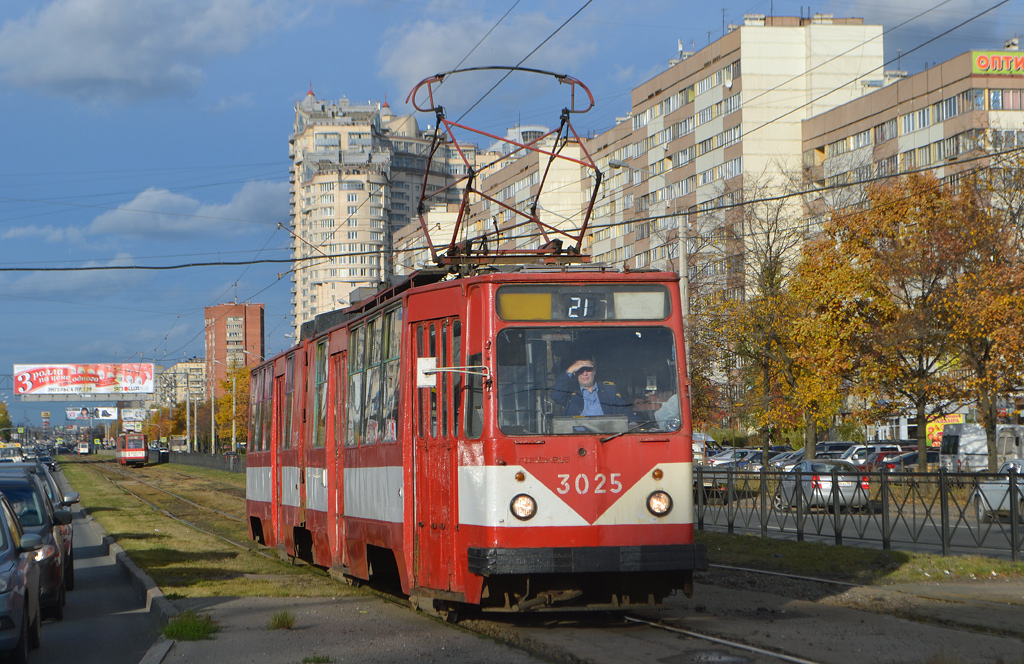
[346, 307, 402, 446]
[464, 352, 483, 440]
[452, 320, 461, 438]
[261, 365, 272, 451]
[312, 339, 328, 448]
[380, 309, 402, 443]
[249, 368, 261, 452]
[441, 321, 449, 437]
[332, 353, 346, 447]
[416, 324, 425, 440]
[282, 354, 295, 450]
[363, 317, 383, 444]
[429, 323, 438, 437]
[346, 326, 365, 447]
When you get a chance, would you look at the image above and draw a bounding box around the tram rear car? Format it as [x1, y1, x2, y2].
[246, 268, 706, 613]
[116, 433, 149, 467]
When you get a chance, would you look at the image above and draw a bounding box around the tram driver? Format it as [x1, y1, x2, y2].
[551, 355, 635, 419]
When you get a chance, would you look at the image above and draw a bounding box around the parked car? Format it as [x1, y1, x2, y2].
[816, 441, 857, 456]
[706, 448, 760, 467]
[770, 449, 804, 470]
[0, 469, 72, 620]
[863, 450, 904, 472]
[889, 448, 940, 472]
[773, 460, 871, 511]
[972, 459, 1024, 523]
[840, 443, 904, 467]
[0, 464, 79, 592]
[0, 492, 43, 662]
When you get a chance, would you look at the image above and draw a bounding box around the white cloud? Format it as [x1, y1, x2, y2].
[1, 224, 85, 243]
[0, 0, 294, 103]
[89, 181, 289, 238]
[379, 11, 596, 117]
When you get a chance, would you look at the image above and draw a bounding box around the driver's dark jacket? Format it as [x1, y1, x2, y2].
[551, 372, 634, 418]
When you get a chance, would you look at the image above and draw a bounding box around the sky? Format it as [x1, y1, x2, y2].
[0, 0, 1020, 426]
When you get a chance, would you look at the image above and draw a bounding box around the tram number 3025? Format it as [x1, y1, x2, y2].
[557, 473, 623, 495]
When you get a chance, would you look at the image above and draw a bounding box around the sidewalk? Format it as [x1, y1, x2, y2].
[144, 595, 544, 664]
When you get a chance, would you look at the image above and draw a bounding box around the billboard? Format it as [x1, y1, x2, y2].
[122, 409, 146, 422]
[927, 414, 964, 445]
[66, 406, 118, 421]
[13, 363, 154, 396]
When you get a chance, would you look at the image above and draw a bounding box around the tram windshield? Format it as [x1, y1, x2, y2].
[495, 326, 681, 436]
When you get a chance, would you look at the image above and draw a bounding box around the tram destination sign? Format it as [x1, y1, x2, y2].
[14, 363, 155, 397]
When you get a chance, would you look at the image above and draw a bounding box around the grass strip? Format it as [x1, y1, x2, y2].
[698, 530, 1024, 584]
[61, 461, 351, 599]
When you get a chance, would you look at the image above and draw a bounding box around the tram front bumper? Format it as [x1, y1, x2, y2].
[467, 544, 708, 576]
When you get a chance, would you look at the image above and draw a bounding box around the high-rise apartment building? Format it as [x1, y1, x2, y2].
[204, 303, 264, 400]
[288, 90, 484, 331]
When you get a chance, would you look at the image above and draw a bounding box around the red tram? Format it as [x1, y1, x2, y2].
[116, 432, 148, 467]
[246, 267, 707, 614]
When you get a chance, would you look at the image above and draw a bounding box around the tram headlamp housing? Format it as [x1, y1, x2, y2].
[647, 490, 673, 517]
[510, 494, 537, 520]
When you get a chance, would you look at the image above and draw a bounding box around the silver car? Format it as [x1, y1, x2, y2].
[973, 459, 1024, 523]
[774, 460, 870, 511]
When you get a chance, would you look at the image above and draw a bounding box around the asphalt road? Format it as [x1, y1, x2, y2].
[26, 472, 161, 664]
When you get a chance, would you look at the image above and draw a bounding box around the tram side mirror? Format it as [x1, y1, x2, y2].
[417, 357, 438, 388]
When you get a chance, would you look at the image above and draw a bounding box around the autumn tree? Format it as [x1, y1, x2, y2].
[215, 363, 251, 451]
[714, 171, 848, 453]
[941, 169, 1024, 469]
[0, 403, 11, 443]
[804, 173, 970, 468]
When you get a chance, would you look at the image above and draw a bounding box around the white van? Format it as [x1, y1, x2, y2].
[940, 423, 1024, 472]
[839, 443, 904, 467]
[692, 432, 717, 465]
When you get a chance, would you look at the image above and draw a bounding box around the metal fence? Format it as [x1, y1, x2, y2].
[694, 466, 1024, 561]
[166, 451, 246, 474]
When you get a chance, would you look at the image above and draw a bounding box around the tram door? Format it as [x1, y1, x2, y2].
[414, 319, 458, 590]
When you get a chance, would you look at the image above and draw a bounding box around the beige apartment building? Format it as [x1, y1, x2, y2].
[581, 14, 883, 308]
[154, 360, 206, 409]
[803, 48, 1024, 223]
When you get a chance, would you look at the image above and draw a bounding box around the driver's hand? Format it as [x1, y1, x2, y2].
[567, 361, 588, 374]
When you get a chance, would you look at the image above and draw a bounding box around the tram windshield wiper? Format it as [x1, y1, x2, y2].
[600, 422, 645, 444]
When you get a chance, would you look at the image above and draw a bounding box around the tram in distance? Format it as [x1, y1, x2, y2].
[245, 266, 708, 615]
[116, 432, 149, 467]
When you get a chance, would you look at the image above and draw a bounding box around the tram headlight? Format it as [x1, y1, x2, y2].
[510, 494, 537, 521]
[647, 490, 673, 517]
